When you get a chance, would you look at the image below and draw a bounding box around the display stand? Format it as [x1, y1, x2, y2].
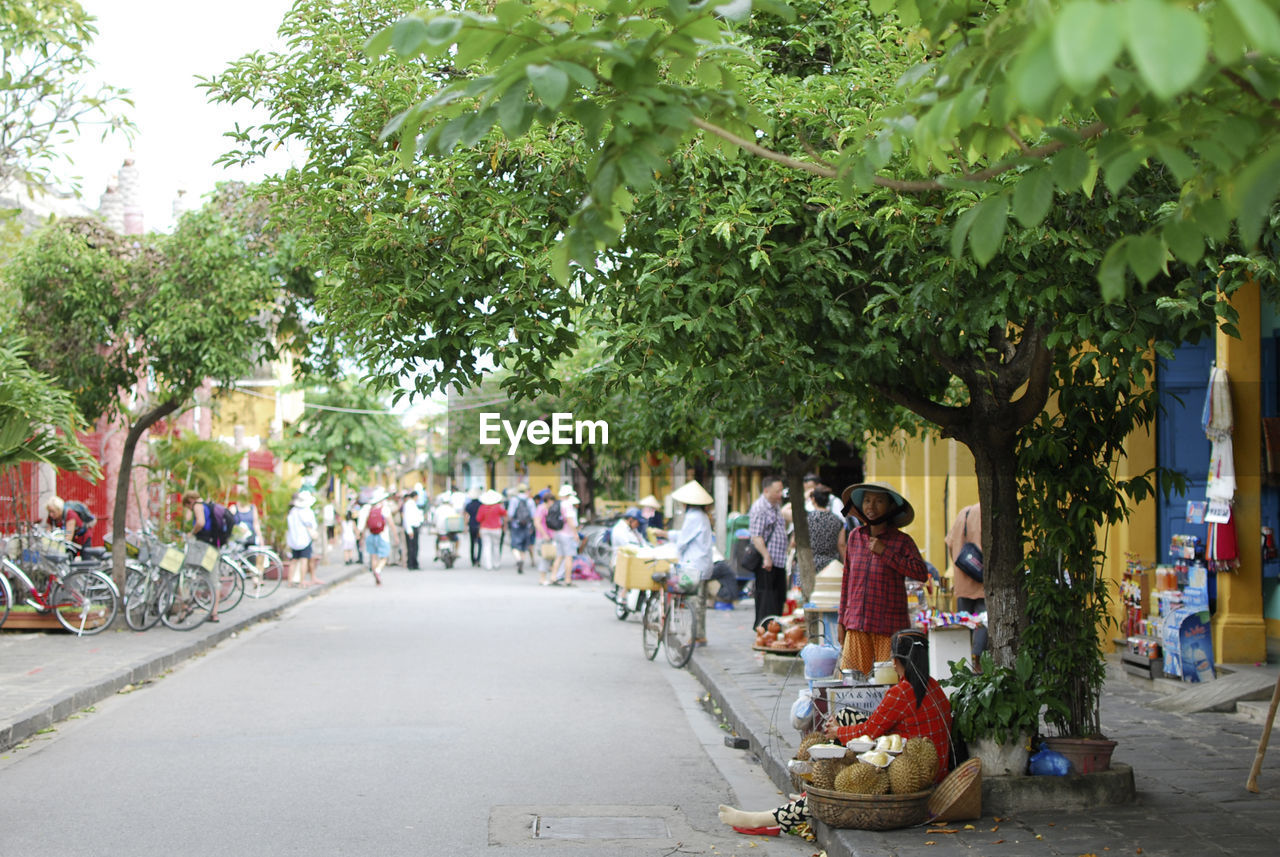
[810, 678, 889, 722]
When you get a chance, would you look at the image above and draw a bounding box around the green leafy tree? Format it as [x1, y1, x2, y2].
[0, 0, 134, 194]
[275, 382, 414, 495]
[6, 190, 286, 587]
[203, 0, 585, 400]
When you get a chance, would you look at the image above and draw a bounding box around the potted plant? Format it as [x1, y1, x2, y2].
[1015, 366, 1147, 774]
[943, 649, 1055, 776]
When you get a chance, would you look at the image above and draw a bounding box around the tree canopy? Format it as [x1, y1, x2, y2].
[377, 0, 1280, 299]
[274, 381, 414, 493]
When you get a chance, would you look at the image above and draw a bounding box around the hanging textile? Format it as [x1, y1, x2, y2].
[1207, 436, 1237, 501]
[1201, 366, 1233, 442]
[1206, 509, 1240, 572]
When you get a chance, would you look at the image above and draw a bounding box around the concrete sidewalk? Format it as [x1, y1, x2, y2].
[691, 606, 1280, 857]
[0, 556, 370, 751]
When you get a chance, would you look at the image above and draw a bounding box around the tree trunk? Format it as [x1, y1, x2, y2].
[969, 438, 1026, 667]
[785, 452, 816, 600]
[110, 398, 182, 592]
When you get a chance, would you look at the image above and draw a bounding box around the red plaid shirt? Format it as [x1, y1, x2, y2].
[836, 678, 953, 782]
[838, 527, 928, 634]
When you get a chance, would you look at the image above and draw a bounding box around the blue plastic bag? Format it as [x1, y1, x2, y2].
[1028, 746, 1072, 776]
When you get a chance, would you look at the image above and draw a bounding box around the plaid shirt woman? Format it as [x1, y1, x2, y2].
[837, 482, 928, 675]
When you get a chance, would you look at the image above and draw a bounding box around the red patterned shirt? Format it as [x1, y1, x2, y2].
[835, 677, 953, 782]
[838, 526, 928, 635]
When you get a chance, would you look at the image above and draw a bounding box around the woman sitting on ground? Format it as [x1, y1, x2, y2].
[717, 628, 952, 836]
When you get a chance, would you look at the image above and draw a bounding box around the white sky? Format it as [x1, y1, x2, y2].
[63, 0, 301, 233]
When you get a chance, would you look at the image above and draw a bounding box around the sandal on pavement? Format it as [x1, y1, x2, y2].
[731, 826, 780, 837]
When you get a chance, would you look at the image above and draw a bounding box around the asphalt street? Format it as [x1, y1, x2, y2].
[0, 558, 813, 857]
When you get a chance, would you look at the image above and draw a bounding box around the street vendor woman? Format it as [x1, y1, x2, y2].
[837, 481, 929, 676]
[717, 628, 953, 837]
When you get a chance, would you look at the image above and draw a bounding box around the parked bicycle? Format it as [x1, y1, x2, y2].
[217, 539, 285, 601]
[0, 531, 119, 635]
[641, 565, 696, 669]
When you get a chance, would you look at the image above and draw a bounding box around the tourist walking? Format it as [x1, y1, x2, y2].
[476, 489, 507, 570]
[547, 485, 579, 586]
[506, 484, 535, 574]
[286, 492, 322, 587]
[534, 489, 555, 584]
[359, 489, 391, 585]
[464, 487, 483, 567]
[402, 489, 425, 570]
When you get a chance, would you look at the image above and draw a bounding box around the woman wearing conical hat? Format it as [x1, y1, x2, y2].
[837, 482, 930, 676]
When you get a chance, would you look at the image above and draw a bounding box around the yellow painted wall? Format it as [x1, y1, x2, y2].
[863, 420, 1162, 654]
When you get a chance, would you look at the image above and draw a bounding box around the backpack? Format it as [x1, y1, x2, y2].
[545, 500, 565, 531]
[513, 498, 533, 527]
[367, 504, 386, 534]
[63, 500, 95, 539]
[206, 502, 235, 544]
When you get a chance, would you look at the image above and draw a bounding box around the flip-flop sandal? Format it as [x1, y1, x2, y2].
[731, 825, 780, 836]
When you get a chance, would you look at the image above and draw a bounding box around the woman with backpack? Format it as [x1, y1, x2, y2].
[181, 490, 225, 623]
[44, 496, 96, 549]
[506, 484, 535, 574]
[358, 489, 391, 585]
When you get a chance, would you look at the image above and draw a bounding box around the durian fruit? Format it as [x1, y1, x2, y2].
[810, 757, 848, 790]
[795, 732, 827, 762]
[889, 737, 939, 793]
[834, 762, 890, 795]
[902, 737, 939, 773]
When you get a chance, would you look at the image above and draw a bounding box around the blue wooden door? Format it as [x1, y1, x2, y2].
[1155, 341, 1214, 562]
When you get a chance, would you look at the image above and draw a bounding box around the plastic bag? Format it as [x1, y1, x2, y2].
[1028, 746, 1071, 776]
[790, 689, 817, 731]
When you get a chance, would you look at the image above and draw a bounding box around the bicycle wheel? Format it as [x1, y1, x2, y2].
[241, 548, 284, 599]
[123, 567, 162, 631]
[641, 591, 663, 660]
[0, 571, 12, 629]
[52, 570, 119, 636]
[663, 596, 696, 669]
[214, 556, 245, 613]
[158, 568, 213, 631]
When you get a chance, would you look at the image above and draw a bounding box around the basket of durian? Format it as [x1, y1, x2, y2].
[797, 734, 939, 830]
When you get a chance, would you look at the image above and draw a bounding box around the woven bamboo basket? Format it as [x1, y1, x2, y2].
[804, 782, 934, 830]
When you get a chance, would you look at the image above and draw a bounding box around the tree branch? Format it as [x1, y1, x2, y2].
[1008, 326, 1054, 427]
[690, 117, 1109, 193]
[690, 117, 838, 179]
[871, 381, 967, 433]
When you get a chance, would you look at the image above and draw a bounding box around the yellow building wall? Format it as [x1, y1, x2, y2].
[863, 420, 1162, 654]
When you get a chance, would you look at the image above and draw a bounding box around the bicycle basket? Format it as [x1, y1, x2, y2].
[159, 546, 185, 573]
[184, 541, 218, 571]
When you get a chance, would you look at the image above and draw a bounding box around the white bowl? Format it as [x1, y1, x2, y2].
[807, 744, 847, 760]
[845, 738, 875, 752]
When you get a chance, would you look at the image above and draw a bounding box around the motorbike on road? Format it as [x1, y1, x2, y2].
[435, 532, 458, 569]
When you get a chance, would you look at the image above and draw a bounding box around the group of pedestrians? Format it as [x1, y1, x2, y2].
[458, 483, 581, 583]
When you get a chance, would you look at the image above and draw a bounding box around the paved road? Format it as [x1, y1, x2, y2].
[0, 559, 810, 857]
